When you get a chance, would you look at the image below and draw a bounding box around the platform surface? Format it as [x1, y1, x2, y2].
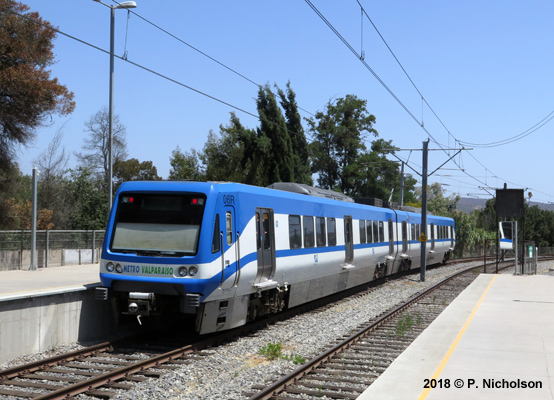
[0, 264, 101, 302]
[358, 273, 554, 400]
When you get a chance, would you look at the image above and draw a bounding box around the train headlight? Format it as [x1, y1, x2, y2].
[115, 264, 123, 273]
[178, 266, 187, 277]
[106, 262, 115, 272]
[188, 266, 198, 277]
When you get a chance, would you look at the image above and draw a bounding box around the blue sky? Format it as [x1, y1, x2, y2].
[15, 0, 554, 204]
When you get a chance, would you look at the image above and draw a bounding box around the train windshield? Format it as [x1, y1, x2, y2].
[110, 193, 206, 257]
[501, 221, 513, 240]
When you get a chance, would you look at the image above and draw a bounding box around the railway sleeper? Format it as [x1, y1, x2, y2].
[283, 386, 359, 399]
[85, 389, 118, 399]
[306, 374, 374, 385]
[312, 368, 380, 379]
[336, 354, 394, 364]
[2, 380, 61, 390]
[22, 373, 81, 383]
[0, 388, 39, 398]
[321, 363, 387, 373]
[300, 380, 366, 392]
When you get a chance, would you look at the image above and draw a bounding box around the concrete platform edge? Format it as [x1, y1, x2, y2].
[357, 273, 496, 400]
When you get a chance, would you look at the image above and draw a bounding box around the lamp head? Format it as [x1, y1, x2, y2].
[116, 1, 137, 9]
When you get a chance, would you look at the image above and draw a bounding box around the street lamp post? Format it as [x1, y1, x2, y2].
[93, 0, 137, 214]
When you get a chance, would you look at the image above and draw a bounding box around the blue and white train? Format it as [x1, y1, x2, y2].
[96, 181, 455, 334]
[499, 221, 514, 251]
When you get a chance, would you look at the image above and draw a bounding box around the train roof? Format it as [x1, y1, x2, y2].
[115, 181, 452, 222]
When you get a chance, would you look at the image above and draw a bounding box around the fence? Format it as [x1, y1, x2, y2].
[0, 230, 105, 271]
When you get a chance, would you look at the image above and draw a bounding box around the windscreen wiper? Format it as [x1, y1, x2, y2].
[136, 250, 163, 257]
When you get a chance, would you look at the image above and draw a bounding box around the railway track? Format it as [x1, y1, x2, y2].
[243, 260, 521, 400]
[0, 257, 540, 399]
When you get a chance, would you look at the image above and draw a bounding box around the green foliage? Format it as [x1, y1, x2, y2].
[396, 313, 414, 337]
[67, 167, 108, 230]
[114, 158, 161, 189]
[283, 354, 307, 365]
[201, 115, 251, 183]
[452, 210, 495, 257]
[256, 85, 294, 184]
[168, 146, 205, 181]
[258, 342, 305, 364]
[277, 82, 312, 185]
[258, 342, 283, 360]
[308, 94, 378, 195]
[416, 182, 460, 217]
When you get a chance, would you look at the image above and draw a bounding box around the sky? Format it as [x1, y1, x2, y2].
[12, 0, 554, 204]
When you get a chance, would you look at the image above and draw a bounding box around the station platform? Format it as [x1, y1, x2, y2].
[0, 264, 101, 302]
[358, 273, 554, 399]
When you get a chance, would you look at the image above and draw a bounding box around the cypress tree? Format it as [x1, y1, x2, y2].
[256, 85, 294, 184]
[277, 82, 312, 185]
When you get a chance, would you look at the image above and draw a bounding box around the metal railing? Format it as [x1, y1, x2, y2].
[0, 230, 105, 271]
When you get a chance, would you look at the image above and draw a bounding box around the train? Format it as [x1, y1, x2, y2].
[95, 181, 455, 334]
[499, 221, 514, 251]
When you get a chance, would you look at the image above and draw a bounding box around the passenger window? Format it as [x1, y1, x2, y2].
[366, 220, 372, 243]
[289, 215, 302, 249]
[359, 220, 366, 244]
[226, 211, 233, 245]
[373, 221, 379, 243]
[212, 214, 220, 253]
[379, 221, 384, 242]
[316, 217, 326, 247]
[327, 217, 336, 246]
[303, 216, 315, 248]
[263, 213, 271, 250]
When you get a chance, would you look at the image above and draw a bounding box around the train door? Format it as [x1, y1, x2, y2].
[344, 216, 353, 264]
[401, 221, 408, 254]
[430, 223, 435, 250]
[388, 219, 395, 256]
[220, 205, 238, 290]
[255, 208, 276, 284]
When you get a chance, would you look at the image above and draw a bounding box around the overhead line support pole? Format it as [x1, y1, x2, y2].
[420, 140, 429, 282]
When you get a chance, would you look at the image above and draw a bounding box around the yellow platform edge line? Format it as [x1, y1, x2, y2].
[417, 273, 498, 400]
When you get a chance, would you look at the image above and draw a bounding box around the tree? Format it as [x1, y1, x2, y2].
[0, 0, 75, 171]
[308, 95, 378, 195]
[114, 158, 161, 188]
[256, 85, 294, 185]
[3, 198, 54, 230]
[277, 82, 312, 185]
[201, 121, 248, 183]
[34, 130, 71, 228]
[68, 167, 108, 230]
[75, 106, 128, 189]
[0, 166, 32, 229]
[424, 182, 460, 216]
[452, 210, 494, 257]
[168, 146, 205, 181]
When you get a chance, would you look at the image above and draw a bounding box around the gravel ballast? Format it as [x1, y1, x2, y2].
[3, 260, 553, 400]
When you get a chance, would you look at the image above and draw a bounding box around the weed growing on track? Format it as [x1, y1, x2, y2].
[259, 342, 306, 364]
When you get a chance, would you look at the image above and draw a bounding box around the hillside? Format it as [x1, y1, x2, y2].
[455, 198, 554, 214]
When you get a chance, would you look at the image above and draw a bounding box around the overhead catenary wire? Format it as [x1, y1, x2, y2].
[1, 5, 314, 152]
[309, 0, 553, 201]
[457, 109, 554, 148]
[108, 0, 317, 118]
